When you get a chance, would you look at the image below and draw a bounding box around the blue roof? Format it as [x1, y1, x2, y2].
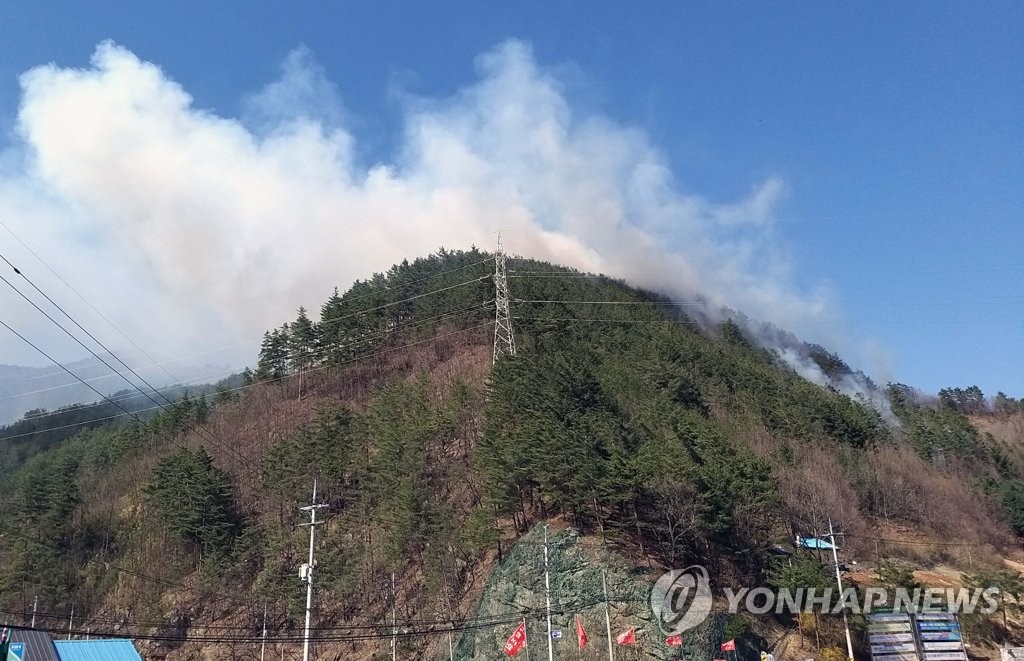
[796, 536, 836, 550]
[53, 640, 142, 661]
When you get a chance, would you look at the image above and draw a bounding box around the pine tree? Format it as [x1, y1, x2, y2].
[289, 306, 318, 372]
[255, 328, 289, 380]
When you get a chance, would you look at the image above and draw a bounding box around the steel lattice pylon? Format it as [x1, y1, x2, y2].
[492, 233, 516, 363]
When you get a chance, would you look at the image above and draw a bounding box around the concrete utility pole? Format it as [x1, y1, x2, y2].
[300, 480, 327, 661]
[828, 518, 855, 661]
[492, 231, 517, 363]
[260, 602, 268, 661]
[543, 525, 555, 661]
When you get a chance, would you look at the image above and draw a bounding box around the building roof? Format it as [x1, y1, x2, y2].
[53, 639, 143, 661]
[796, 535, 836, 550]
[8, 629, 60, 661]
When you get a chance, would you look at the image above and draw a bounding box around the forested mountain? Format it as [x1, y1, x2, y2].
[1, 248, 1023, 660]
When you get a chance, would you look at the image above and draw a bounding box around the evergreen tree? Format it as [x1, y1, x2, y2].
[288, 306, 318, 372]
[145, 448, 242, 568]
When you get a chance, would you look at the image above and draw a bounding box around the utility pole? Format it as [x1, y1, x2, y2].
[543, 525, 554, 661]
[492, 231, 516, 363]
[441, 568, 456, 661]
[67, 604, 74, 640]
[260, 602, 268, 661]
[391, 572, 398, 661]
[602, 571, 615, 661]
[31, 596, 37, 628]
[300, 480, 327, 661]
[828, 518, 854, 661]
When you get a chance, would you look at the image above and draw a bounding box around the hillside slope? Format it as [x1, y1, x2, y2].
[1, 248, 1022, 660]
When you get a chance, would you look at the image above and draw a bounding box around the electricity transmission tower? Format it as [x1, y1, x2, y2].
[493, 232, 516, 363]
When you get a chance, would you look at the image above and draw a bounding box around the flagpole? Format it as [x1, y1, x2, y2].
[575, 616, 581, 661]
[602, 570, 615, 661]
[525, 617, 531, 661]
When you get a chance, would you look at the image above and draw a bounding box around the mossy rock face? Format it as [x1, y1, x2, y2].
[455, 525, 727, 660]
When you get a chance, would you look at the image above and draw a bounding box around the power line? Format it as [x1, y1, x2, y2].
[313, 276, 489, 335]
[0, 319, 200, 457]
[3, 299, 491, 422]
[513, 299, 704, 306]
[843, 533, 1001, 549]
[513, 316, 713, 325]
[6, 252, 492, 385]
[0, 222, 201, 401]
[1, 320, 494, 445]
[1, 302, 492, 438]
[0, 605, 529, 635]
[0, 611, 530, 644]
[0, 265, 255, 471]
[0, 266, 487, 428]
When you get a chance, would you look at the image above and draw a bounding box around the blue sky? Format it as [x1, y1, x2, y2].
[0, 2, 1021, 397]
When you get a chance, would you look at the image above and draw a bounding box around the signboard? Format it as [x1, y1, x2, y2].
[874, 654, 920, 661]
[859, 606, 969, 661]
[917, 612, 966, 661]
[7, 642, 24, 661]
[920, 631, 962, 642]
[871, 634, 915, 644]
[924, 654, 966, 661]
[868, 613, 919, 661]
[872, 643, 917, 655]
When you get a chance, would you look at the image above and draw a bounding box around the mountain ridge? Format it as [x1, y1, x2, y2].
[1, 247, 1023, 660]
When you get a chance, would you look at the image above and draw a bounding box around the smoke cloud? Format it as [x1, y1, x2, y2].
[1, 40, 856, 387]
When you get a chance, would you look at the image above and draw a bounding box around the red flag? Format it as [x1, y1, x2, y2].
[616, 628, 636, 645]
[721, 639, 737, 652]
[504, 621, 527, 657]
[576, 615, 588, 649]
[666, 634, 683, 647]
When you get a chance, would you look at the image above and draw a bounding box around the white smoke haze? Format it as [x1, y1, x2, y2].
[0, 39, 876, 397]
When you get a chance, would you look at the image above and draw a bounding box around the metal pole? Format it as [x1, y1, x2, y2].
[392, 572, 398, 661]
[68, 604, 74, 640]
[524, 617, 531, 661]
[300, 480, 326, 661]
[828, 518, 855, 661]
[543, 525, 554, 661]
[602, 570, 615, 661]
[575, 615, 581, 661]
[31, 595, 37, 628]
[260, 602, 268, 661]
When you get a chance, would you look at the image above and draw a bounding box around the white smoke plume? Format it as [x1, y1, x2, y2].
[1, 39, 863, 391]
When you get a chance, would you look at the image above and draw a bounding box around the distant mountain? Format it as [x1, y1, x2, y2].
[0, 355, 238, 423]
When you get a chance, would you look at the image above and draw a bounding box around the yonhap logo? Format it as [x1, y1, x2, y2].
[651, 565, 713, 635]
